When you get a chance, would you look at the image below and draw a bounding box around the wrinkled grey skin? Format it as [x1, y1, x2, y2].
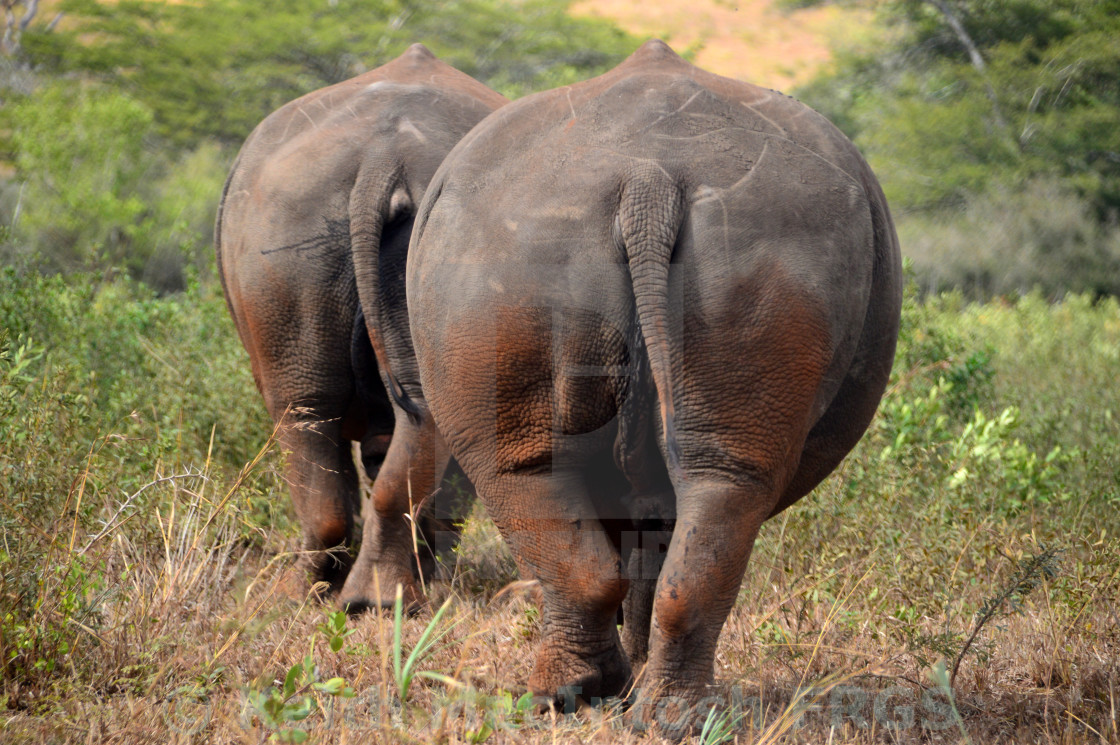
[405, 40, 902, 735]
[216, 44, 506, 607]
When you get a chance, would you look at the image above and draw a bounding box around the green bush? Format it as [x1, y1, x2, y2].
[0, 269, 271, 500]
[795, 0, 1120, 300]
[770, 277, 1118, 636]
[898, 178, 1120, 298]
[141, 142, 231, 290]
[4, 83, 155, 276]
[0, 269, 282, 695]
[870, 281, 1115, 517]
[1, 84, 232, 291]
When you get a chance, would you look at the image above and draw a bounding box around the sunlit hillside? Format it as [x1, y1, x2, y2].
[570, 0, 873, 91]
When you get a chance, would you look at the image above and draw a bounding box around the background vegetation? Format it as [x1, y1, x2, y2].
[795, 0, 1120, 296]
[0, 0, 1117, 742]
[1, 0, 636, 290]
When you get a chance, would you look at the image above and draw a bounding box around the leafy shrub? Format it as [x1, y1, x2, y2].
[945, 407, 1066, 513]
[0, 269, 285, 699]
[899, 178, 1120, 298]
[0, 329, 94, 529]
[141, 142, 232, 291]
[4, 83, 155, 275]
[29, 0, 637, 146]
[0, 269, 277, 586]
[1, 84, 232, 291]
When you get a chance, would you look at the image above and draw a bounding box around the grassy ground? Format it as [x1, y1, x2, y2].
[0, 272, 1117, 743]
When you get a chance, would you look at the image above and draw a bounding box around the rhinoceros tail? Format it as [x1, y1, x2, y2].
[617, 165, 685, 478]
[349, 167, 423, 425]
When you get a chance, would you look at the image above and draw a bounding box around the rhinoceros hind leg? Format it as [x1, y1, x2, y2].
[340, 416, 445, 615]
[276, 414, 358, 599]
[480, 471, 633, 702]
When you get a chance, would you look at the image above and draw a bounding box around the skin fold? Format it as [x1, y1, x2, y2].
[216, 44, 506, 608]
[405, 40, 902, 736]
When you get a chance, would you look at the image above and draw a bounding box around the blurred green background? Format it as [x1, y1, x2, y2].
[2, 0, 1118, 296]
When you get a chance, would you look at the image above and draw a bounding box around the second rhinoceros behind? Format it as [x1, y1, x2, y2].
[216, 44, 506, 610]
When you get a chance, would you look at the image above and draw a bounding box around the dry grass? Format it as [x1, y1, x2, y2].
[2, 453, 1115, 744]
[2, 280, 1117, 743]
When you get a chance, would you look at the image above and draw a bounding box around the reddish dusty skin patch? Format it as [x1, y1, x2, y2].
[492, 306, 560, 475]
[675, 266, 833, 487]
[310, 513, 350, 551]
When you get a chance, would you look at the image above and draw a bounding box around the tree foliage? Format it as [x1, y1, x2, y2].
[795, 0, 1120, 296]
[2, 0, 636, 288]
[7, 82, 154, 274]
[797, 0, 1120, 217]
[23, 0, 636, 147]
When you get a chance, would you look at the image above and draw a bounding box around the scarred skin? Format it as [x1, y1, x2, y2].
[215, 44, 506, 608]
[405, 40, 902, 735]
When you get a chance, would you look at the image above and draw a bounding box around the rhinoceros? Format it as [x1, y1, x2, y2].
[403, 40, 902, 733]
[216, 44, 505, 607]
